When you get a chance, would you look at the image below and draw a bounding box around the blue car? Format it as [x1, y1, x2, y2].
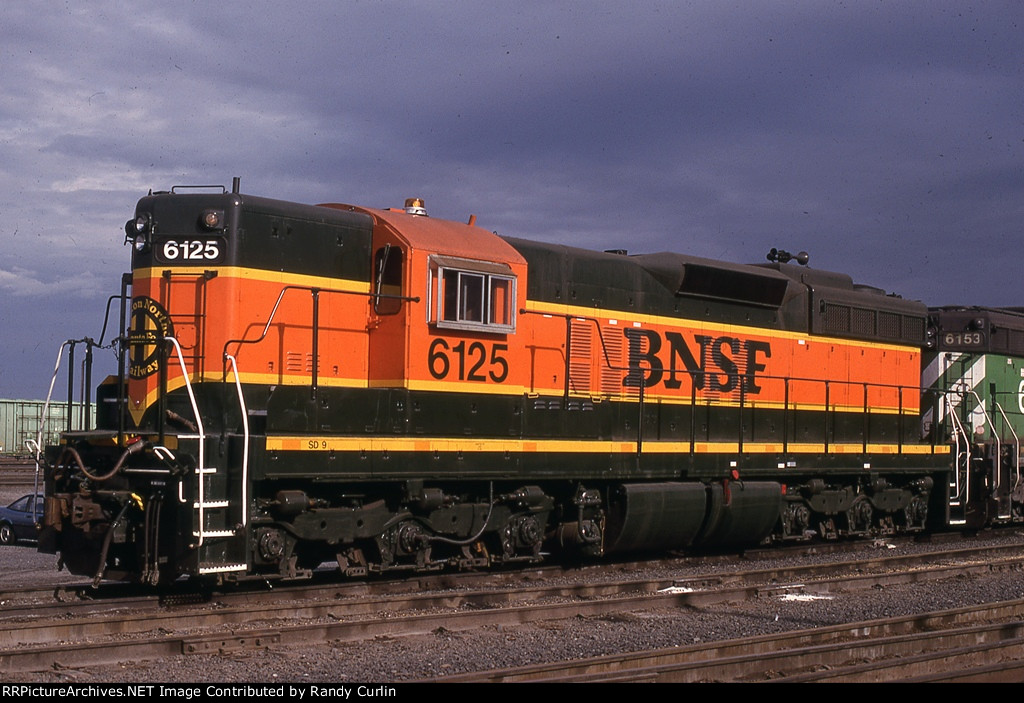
[0, 494, 42, 545]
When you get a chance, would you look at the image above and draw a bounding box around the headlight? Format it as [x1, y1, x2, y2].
[199, 209, 224, 230]
[124, 212, 153, 253]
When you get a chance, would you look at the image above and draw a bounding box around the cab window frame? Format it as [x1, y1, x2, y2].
[373, 244, 405, 315]
[428, 255, 517, 334]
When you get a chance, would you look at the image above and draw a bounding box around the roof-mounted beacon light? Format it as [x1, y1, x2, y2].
[404, 197, 428, 216]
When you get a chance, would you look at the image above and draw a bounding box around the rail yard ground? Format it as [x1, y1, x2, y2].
[2, 469, 1024, 684]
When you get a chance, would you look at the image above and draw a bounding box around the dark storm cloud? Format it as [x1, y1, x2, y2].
[0, 0, 1021, 399]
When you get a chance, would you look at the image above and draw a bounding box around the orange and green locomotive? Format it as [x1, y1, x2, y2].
[38, 181, 954, 584]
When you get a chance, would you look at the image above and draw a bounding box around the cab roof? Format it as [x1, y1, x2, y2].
[319, 202, 526, 266]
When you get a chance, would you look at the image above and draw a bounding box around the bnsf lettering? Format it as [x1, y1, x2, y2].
[623, 328, 771, 393]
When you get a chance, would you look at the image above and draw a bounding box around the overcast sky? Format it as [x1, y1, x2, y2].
[0, 1, 1021, 401]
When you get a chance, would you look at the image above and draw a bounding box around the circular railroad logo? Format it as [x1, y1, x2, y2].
[128, 297, 174, 378]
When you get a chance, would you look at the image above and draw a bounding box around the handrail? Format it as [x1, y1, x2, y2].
[33, 342, 71, 513]
[992, 401, 1022, 486]
[518, 309, 619, 407]
[222, 283, 418, 399]
[223, 284, 418, 355]
[963, 386, 999, 456]
[225, 353, 250, 528]
[945, 394, 971, 503]
[956, 386, 1000, 506]
[519, 307, 942, 457]
[163, 336, 208, 545]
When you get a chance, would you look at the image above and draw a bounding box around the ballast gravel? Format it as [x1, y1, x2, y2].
[4, 530, 1024, 684]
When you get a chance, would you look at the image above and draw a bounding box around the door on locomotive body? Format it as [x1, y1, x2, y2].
[367, 221, 429, 442]
[367, 230, 409, 387]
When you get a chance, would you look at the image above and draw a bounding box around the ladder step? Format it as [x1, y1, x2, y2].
[199, 563, 247, 574]
[193, 501, 230, 509]
[194, 529, 236, 539]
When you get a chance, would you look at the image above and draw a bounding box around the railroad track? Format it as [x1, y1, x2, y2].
[3, 540, 1024, 678]
[0, 457, 36, 487]
[432, 599, 1024, 683]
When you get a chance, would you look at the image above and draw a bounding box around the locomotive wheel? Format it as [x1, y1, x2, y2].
[903, 494, 929, 530]
[780, 502, 811, 539]
[845, 497, 873, 535]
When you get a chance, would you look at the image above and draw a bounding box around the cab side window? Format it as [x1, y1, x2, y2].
[431, 257, 516, 333]
[374, 245, 404, 315]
